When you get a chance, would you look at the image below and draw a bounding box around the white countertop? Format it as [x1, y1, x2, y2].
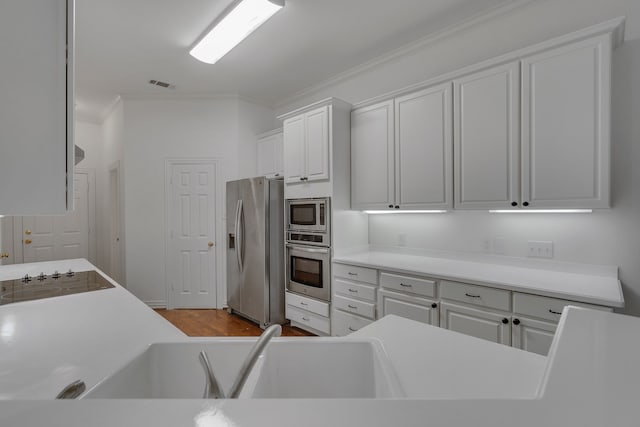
[0, 259, 185, 399]
[1, 260, 640, 426]
[333, 249, 624, 307]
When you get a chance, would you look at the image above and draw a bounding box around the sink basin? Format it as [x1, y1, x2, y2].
[83, 338, 404, 399]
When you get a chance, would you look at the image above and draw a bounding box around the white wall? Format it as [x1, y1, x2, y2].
[278, 0, 640, 315]
[121, 97, 275, 307]
[74, 120, 103, 265]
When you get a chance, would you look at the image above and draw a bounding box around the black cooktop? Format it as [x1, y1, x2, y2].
[0, 270, 115, 306]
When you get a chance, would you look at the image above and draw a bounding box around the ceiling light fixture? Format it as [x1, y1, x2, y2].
[190, 0, 284, 65]
[489, 209, 593, 214]
[364, 210, 448, 214]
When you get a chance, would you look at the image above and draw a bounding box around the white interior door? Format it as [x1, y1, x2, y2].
[167, 161, 217, 308]
[21, 173, 90, 263]
[109, 164, 123, 284]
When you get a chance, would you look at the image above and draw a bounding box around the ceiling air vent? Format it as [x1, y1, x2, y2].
[149, 79, 175, 89]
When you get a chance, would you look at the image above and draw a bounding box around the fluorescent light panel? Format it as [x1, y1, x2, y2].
[364, 210, 448, 214]
[489, 209, 593, 214]
[190, 0, 284, 65]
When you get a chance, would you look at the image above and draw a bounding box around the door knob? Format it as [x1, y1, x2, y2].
[25, 229, 32, 235]
[24, 239, 32, 245]
[208, 242, 215, 248]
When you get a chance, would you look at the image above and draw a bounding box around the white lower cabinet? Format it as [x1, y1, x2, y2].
[333, 261, 613, 353]
[511, 316, 557, 356]
[439, 302, 511, 346]
[379, 289, 439, 326]
[331, 309, 373, 336]
[286, 291, 330, 336]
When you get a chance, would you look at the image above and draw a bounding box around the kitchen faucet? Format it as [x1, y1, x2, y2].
[199, 324, 282, 399]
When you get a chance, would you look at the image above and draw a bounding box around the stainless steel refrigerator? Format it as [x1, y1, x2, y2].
[226, 177, 285, 328]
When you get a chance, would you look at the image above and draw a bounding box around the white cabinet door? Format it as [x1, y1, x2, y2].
[305, 106, 330, 182]
[522, 34, 611, 208]
[395, 83, 453, 209]
[350, 100, 395, 210]
[511, 316, 557, 356]
[0, 0, 73, 215]
[283, 115, 306, 183]
[379, 289, 439, 326]
[454, 62, 520, 209]
[440, 302, 511, 346]
[257, 132, 283, 177]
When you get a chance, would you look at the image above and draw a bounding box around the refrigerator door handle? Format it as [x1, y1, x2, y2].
[235, 199, 244, 272]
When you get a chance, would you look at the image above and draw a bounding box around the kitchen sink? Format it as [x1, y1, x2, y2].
[82, 338, 404, 399]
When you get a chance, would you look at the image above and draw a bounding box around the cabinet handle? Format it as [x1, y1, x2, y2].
[431, 303, 437, 308]
[300, 302, 308, 306]
[299, 177, 305, 181]
[502, 318, 509, 324]
[348, 288, 358, 293]
[388, 204, 394, 208]
[400, 283, 412, 288]
[348, 327, 358, 332]
[549, 309, 562, 315]
[302, 317, 310, 321]
[464, 293, 481, 298]
[511, 202, 518, 207]
[523, 201, 530, 207]
[513, 318, 521, 325]
[347, 305, 357, 309]
[347, 272, 358, 276]
[394, 205, 400, 209]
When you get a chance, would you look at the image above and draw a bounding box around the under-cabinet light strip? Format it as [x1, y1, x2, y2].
[489, 209, 593, 214]
[364, 210, 448, 214]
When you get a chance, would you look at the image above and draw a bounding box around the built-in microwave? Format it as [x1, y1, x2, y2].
[286, 198, 330, 234]
[286, 243, 331, 302]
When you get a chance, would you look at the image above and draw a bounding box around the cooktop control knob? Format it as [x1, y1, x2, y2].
[51, 271, 61, 280]
[66, 269, 75, 277]
[21, 274, 32, 283]
[37, 273, 46, 281]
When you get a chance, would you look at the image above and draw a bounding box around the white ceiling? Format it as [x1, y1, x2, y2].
[75, 0, 518, 121]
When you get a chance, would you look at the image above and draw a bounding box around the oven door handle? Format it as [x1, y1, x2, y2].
[235, 200, 244, 272]
[286, 244, 329, 254]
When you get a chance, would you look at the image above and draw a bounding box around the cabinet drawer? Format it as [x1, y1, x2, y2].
[379, 271, 436, 297]
[513, 292, 610, 323]
[286, 305, 330, 334]
[333, 278, 377, 302]
[333, 263, 378, 284]
[379, 289, 439, 326]
[331, 310, 373, 336]
[440, 280, 511, 312]
[286, 292, 330, 317]
[333, 295, 376, 320]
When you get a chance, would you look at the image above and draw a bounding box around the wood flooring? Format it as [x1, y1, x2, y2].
[155, 309, 314, 337]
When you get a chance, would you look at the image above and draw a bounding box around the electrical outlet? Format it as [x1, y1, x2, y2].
[527, 241, 553, 258]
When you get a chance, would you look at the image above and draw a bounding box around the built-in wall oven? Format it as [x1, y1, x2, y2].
[285, 198, 331, 302]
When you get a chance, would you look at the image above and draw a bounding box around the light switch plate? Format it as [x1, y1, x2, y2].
[527, 241, 553, 258]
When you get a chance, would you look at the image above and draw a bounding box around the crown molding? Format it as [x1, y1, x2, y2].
[274, 0, 539, 110]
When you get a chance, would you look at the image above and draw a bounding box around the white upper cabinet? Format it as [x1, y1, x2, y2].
[0, 0, 74, 215]
[454, 62, 520, 209]
[395, 83, 453, 210]
[280, 98, 351, 200]
[351, 100, 395, 210]
[521, 34, 611, 208]
[283, 106, 329, 184]
[304, 107, 330, 182]
[351, 84, 453, 211]
[256, 129, 283, 178]
[283, 115, 306, 183]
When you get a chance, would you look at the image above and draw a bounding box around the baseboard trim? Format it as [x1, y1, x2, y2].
[144, 300, 167, 309]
